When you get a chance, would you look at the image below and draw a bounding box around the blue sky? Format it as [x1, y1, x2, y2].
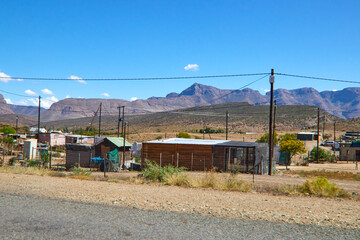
[0, 0, 359, 108]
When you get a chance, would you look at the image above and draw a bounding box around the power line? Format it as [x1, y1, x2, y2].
[212, 74, 270, 102]
[0, 73, 268, 81]
[0, 89, 35, 98]
[276, 73, 360, 84]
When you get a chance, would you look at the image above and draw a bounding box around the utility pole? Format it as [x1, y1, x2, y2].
[117, 106, 122, 137]
[121, 106, 125, 137]
[323, 112, 326, 137]
[98, 103, 102, 137]
[316, 108, 320, 162]
[333, 121, 336, 154]
[225, 111, 229, 140]
[15, 115, 18, 133]
[268, 69, 275, 175]
[122, 122, 127, 170]
[37, 96, 41, 139]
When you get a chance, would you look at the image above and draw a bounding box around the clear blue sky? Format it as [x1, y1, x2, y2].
[0, 0, 359, 108]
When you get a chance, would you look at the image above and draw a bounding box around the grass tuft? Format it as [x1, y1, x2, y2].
[297, 177, 351, 198]
[141, 161, 186, 182]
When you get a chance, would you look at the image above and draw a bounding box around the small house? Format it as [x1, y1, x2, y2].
[339, 141, 360, 162]
[65, 144, 94, 169]
[94, 137, 132, 162]
[141, 138, 270, 174]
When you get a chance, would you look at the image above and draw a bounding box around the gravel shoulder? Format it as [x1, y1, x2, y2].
[0, 172, 359, 229]
[1, 192, 359, 240]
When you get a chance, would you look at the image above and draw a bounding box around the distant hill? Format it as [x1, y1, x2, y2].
[2, 83, 360, 121]
[9, 104, 46, 117]
[42, 102, 341, 133]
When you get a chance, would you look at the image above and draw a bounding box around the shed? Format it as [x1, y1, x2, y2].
[141, 138, 270, 174]
[94, 137, 132, 163]
[297, 132, 320, 141]
[65, 144, 94, 169]
[339, 141, 360, 162]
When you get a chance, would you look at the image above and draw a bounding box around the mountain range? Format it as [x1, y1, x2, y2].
[1, 83, 360, 121]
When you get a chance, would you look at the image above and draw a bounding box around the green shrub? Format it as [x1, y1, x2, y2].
[176, 132, 191, 138]
[141, 161, 186, 182]
[69, 166, 92, 176]
[297, 177, 350, 198]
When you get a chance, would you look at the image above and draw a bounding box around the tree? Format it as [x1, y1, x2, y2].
[280, 133, 297, 141]
[0, 126, 16, 134]
[256, 132, 279, 145]
[279, 138, 307, 168]
[177, 132, 191, 138]
[310, 147, 335, 162]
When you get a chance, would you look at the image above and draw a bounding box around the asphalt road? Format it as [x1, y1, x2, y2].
[0, 192, 358, 240]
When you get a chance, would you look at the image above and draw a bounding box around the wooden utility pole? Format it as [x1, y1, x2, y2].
[121, 106, 125, 137]
[15, 115, 18, 133]
[323, 112, 326, 137]
[268, 69, 275, 175]
[225, 111, 229, 140]
[316, 108, 320, 161]
[117, 106, 122, 137]
[37, 96, 41, 139]
[98, 103, 102, 137]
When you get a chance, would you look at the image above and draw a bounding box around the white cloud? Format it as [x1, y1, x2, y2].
[184, 64, 199, 71]
[130, 97, 138, 102]
[332, 89, 338, 92]
[0, 72, 13, 83]
[65, 95, 71, 98]
[5, 98, 13, 104]
[41, 96, 59, 108]
[77, 96, 84, 98]
[69, 75, 87, 84]
[17, 98, 38, 106]
[263, 89, 270, 93]
[25, 89, 37, 96]
[101, 93, 110, 97]
[17, 78, 23, 82]
[41, 88, 54, 95]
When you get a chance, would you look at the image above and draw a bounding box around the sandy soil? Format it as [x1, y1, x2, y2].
[0, 172, 359, 229]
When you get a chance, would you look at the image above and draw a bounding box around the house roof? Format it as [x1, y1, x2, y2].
[145, 138, 230, 145]
[96, 137, 132, 148]
[215, 141, 267, 148]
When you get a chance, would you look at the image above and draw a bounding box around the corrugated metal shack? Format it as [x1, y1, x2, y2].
[65, 144, 94, 169]
[94, 137, 132, 161]
[141, 138, 269, 174]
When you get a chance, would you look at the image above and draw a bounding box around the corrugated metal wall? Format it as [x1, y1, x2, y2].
[141, 143, 213, 171]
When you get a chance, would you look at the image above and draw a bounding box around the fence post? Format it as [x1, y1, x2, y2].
[177, 153, 179, 167]
[160, 153, 162, 167]
[191, 153, 193, 171]
[171, 155, 174, 165]
[78, 153, 80, 168]
[90, 152, 92, 171]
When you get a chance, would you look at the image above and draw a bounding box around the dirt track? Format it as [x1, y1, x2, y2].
[0, 172, 359, 229]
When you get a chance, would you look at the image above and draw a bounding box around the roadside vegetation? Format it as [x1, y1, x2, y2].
[285, 169, 360, 181]
[0, 162, 357, 200]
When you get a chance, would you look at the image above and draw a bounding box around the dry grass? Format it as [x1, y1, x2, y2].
[286, 169, 360, 181]
[68, 175, 93, 180]
[164, 172, 191, 187]
[191, 172, 253, 192]
[0, 166, 51, 176]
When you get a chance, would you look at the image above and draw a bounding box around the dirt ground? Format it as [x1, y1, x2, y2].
[0, 169, 359, 229]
